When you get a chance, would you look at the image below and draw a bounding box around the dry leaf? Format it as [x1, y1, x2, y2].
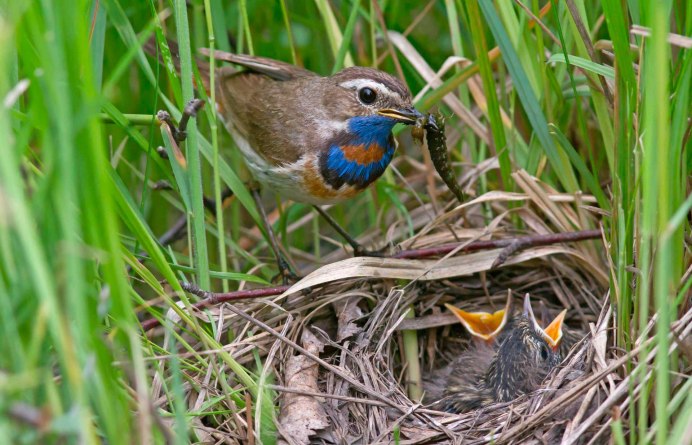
[282, 245, 604, 297]
[333, 297, 364, 342]
[278, 329, 329, 445]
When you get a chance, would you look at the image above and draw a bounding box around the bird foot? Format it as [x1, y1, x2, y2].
[273, 257, 301, 285]
[353, 244, 387, 258]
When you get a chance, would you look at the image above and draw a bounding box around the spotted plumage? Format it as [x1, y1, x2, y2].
[425, 316, 562, 413]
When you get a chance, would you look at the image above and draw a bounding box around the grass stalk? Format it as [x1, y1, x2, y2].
[202, 0, 229, 292]
[642, 3, 675, 443]
[402, 305, 422, 401]
[173, 0, 210, 289]
[465, 1, 511, 188]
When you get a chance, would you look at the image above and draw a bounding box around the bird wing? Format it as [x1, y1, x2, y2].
[146, 40, 319, 165]
[199, 48, 316, 81]
[425, 343, 497, 413]
[197, 49, 321, 166]
[216, 70, 315, 166]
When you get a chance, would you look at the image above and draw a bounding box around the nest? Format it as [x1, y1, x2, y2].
[152, 171, 691, 444]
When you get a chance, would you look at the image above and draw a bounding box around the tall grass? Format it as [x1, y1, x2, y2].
[1, 0, 689, 443]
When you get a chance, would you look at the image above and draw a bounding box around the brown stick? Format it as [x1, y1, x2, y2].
[393, 229, 601, 262]
[245, 392, 255, 445]
[140, 230, 601, 332]
[139, 283, 291, 331]
[157, 99, 205, 143]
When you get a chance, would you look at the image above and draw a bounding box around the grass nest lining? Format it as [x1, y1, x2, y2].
[154, 171, 689, 444]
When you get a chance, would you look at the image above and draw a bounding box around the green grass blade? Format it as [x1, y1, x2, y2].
[547, 53, 616, 79]
[550, 124, 609, 209]
[173, 0, 210, 288]
[314, 0, 354, 66]
[332, 0, 361, 73]
[479, 0, 579, 192]
[466, 0, 511, 188]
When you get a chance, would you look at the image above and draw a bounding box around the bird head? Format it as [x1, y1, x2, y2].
[522, 293, 567, 351]
[318, 67, 422, 190]
[329, 67, 422, 141]
[485, 294, 566, 402]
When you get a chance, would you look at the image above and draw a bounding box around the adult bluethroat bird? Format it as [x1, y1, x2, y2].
[424, 294, 567, 413]
[149, 41, 424, 280]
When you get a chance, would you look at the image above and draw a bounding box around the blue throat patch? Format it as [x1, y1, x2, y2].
[347, 115, 397, 147]
[322, 115, 397, 188]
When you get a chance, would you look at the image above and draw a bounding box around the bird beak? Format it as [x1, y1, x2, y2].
[543, 310, 566, 349]
[377, 106, 423, 124]
[523, 294, 566, 350]
[445, 298, 510, 342]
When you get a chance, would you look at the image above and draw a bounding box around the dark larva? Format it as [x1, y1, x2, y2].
[424, 113, 465, 204]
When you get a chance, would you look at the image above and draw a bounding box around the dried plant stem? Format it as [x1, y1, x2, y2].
[393, 229, 601, 261]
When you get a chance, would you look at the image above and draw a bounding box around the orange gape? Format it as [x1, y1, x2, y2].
[445, 304, 508, 341]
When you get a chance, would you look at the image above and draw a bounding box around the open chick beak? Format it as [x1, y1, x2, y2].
[377, 106, 423, 124]
[445, 294, 511, 342]
[523, 294, 566, 350]
[543, 309, 566, 349]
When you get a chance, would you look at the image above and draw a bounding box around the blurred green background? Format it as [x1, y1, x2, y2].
[1, 0, 690, 443]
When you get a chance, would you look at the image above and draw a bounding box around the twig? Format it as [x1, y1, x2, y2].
[513, 0, 560, 46]
[221, 303, 413, 415]
[265, 384, 454, 424]
[156, 99, 205, 143]
[140, 283, 291, 331]
[492, 229, 600, 267]
[140, 230, 601, 331]
[630, 24, 692, 49]
[245, 392, 255, 445]
[394, 229, 601, 264]
[156, 214, 188, 247]
[139, 187, 233, 257]
[267, 384, 390, 408]
[395, 312, 457, 331]
[564, 0, 614, 107]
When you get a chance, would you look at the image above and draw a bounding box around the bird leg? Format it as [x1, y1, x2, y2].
[203, 187, 234, 213]
[250, 186, 299, 284]
[312, 205, 385, 257]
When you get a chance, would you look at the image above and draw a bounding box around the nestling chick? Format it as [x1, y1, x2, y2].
[422, 295, 512, 405]
[424, 294, 566, 413]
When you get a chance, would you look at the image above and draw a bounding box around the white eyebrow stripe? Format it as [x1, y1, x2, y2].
[338, 78, 402, 102]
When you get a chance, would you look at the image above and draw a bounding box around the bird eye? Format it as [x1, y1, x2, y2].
[358, 87, 377, 104]
[540, 344, 549, 361]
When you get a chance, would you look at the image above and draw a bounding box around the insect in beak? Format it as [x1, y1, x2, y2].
[376, 107, 423, 124]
